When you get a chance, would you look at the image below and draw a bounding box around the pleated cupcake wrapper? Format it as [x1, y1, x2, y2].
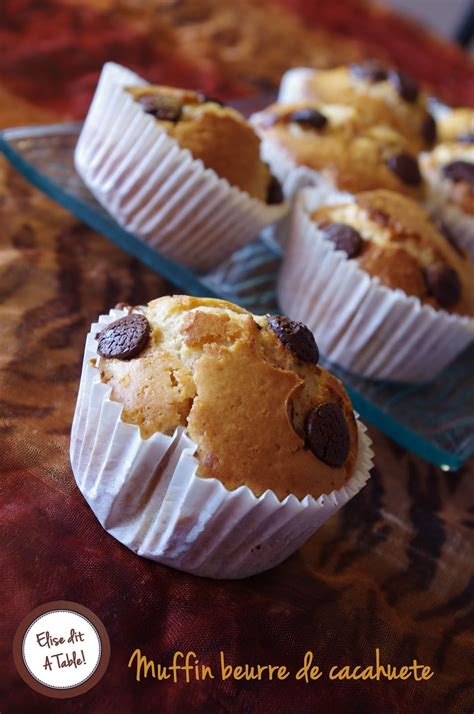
[278, 188, 474, 383]
[70, 308, 373, 579]
[74, 62, 287, 272]
[278, 67, 320, 103]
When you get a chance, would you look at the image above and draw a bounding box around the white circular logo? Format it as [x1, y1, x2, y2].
[13, 601, 110, 698]
[22, 609, 102, 689]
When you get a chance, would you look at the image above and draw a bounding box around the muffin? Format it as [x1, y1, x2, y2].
[279, 188, 474, 382]
[74, 63, 287, 272]
[278, 63, 437, 151]
[437, 108, 474, 144]
[251, 102, 425, 200]
[311, 189, 474, 315]
[421, 141, 474, 259]
[70, 296, 373, 578]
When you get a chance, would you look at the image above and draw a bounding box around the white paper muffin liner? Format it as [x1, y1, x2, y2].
[278, 67, 319, 104]
[70, 308, 373, 579]
[74, 63, 287, 272]
[278, 188, 474, 383]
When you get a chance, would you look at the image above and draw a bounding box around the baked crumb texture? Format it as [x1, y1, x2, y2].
[252, 101, 425, 199]
[97, 296, 358, 501]
[276, 63, 437, 152]
[127, 86, 273, 202]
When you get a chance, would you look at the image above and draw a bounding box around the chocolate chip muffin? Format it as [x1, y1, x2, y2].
[75, 63, 287, 272]
[278, 187, 474, 382]
[437, 108, 474, 144]
[310, 189, 474, 315]
[278, 63, 437, 151]
[94, 295, 358, 500]
[251, 102, 424, 199]
[127, 85, 279, 203]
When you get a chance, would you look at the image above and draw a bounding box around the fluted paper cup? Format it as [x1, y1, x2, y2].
[74, 63, 287, 272]
[70, 308, 373, 579]
[278, 188, 474, 383]
[278, 67, 319, 103]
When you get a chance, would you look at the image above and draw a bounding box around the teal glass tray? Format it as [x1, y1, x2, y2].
[1, 122, 473, 471]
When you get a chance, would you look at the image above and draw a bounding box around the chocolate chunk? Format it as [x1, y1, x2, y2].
[387, 152, 422, 186]
[268, 315, 319, 364]
[425, 264, 461, 307]
[305, 403, 350, 468]
[321, 223, 363, 258]
[96, 314, 150, 360]
[287, 108, 327, 130]
[457, 132, 474, 144]
[137, 94, 182, 122]
[350, 60, 387, 83]
[443, 160, 474, 185]
[266, 175, 284, 204]
[421, 114, 437, 146]
[388, 70, 419, 102]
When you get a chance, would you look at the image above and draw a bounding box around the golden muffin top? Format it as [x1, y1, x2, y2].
[279, 62, 436, 151]
[310, 189, 474, 315]
[127, 85, 282, 204]
[437, 108, 474, 144]
[251, 101, 425, 199]
[95, 295, 358, 501]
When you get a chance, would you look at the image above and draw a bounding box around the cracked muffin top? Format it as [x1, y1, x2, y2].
[251, 102, 425, 199]
[278, 63, 436, 151]
[310, 189, 474, 315]
[95, 295, 358, 500]
[421, 141, 474, 216]
[126, 85, 278, 203]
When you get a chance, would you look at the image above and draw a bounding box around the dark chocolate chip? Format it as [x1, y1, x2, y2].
[287, 108, 327, 130]
[425, 264, 461, 307]
[421, 114, 437, 146]
[305, 402, 350, 468]
[388, 69, 419, 102]
[443, 160, 474, 185]
[266, 175, 284, 204]
[137, 94, 182, 122]
[387, 152, 422, 186]
[457, 132, 474, 144]
[321, 223, 363, 258]
[350, 60, 387, 83]
[96, 314, 150, 360]
[268, 315, 319, 364]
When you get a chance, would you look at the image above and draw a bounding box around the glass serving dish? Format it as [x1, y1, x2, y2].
[1, 122, 473, 470]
